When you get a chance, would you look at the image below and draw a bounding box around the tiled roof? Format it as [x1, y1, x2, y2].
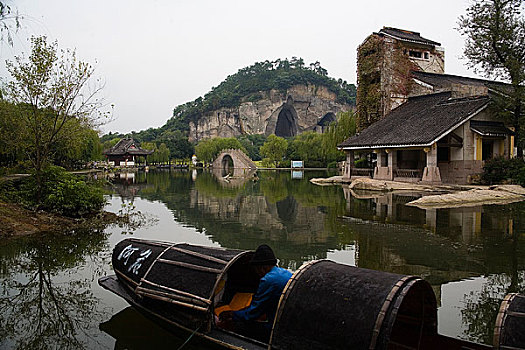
[378, 27, 441, 47]
[470, 120, 514, 137]
[338, 92, 490, 149]
[412, 71, 511, 92]
[103, 138, 154, 156]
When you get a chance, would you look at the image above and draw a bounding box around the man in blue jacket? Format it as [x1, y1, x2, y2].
[220, 244, 292, 342]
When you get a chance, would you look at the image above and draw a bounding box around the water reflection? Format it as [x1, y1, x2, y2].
[291, 170, 304, 179]
[99, 307, 202, 350]
[341, 187, 525, 343]
[100, 169, 525, 344]
[106, 171, 525, 278]
[211, 167, 258, 188]
[0, 230, 111, 349]
[108, 171, 153, 200]
[462, 271, 525, 344]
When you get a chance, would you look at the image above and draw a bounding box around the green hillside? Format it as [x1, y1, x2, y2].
[101, 58, 356, 158]
[171, 58, 356, 125]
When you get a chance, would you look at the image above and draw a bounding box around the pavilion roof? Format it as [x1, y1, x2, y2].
[103, 138, 154, 156]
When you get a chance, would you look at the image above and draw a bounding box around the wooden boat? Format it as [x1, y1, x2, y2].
[99, 238, 525, 350]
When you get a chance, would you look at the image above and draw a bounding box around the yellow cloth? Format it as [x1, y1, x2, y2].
[214, 292, 253, 316]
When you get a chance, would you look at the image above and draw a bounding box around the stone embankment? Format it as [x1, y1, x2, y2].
[310, 177, 439, 191]
[310, 176, 525, 208]
[309, 176, 352, 186]
[406, 185, 525, 208]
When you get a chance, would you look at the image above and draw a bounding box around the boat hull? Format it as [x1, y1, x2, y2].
[98, 275, 266, 350]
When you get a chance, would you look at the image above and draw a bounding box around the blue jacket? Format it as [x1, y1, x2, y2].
[233, 266, 292, 326]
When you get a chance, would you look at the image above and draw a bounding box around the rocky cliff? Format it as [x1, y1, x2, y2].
[188, 84, 353, 143]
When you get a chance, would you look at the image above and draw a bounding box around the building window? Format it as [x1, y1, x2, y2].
[409, 50, 422, 58]
[408, 50, 430, 60]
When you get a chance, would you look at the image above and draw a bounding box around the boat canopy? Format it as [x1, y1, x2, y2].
[109, 239, 525, 349]
[270, 260, 438, 350]
[112, 238, 257, 332]
[494, 293, 525, 349]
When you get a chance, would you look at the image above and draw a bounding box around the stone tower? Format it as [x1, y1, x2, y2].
[356, 27, 445, 130]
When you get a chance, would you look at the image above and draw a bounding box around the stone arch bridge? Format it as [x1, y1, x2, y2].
[212, 149, 257, 177]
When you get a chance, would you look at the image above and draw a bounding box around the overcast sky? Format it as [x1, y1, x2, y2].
[0, 0, 479, 134]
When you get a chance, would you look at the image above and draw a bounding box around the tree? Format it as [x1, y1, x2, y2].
[322, 110, 357, 163]
[102, 137, 121, 154]
[260, 135, 288, 168]
[289, 131, 324, 166]
[141, 142, 157, 164]
[0, 99, 22, 167]
[236, 134, 267, 161]
[194, 137, 246, 165]
[158, 130, 194, 160]
[52, 123, 103, 168]
[0, 1, 20, 46]
[4, 36, 108, 199]
[458, 0, 525, 156]
[194, 139, 215, 164]
[156, 143, 170, 164]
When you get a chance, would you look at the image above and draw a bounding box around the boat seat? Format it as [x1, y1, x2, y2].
[215, 292, 253, 316]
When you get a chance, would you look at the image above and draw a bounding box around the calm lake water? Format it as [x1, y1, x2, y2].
[1, 169, 524, 349]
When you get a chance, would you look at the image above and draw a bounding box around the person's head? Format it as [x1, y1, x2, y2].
[250, 244, 277, 278]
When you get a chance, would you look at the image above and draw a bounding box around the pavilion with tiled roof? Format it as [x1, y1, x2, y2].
[103, 138, 153, 167]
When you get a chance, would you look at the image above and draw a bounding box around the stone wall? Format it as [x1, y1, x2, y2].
[380, 38, 445, 116]
[438, 160, 483, 184]
[380, 37, 445, 120]
[450, 83, 488, 98]
[188, 84, 352, 143]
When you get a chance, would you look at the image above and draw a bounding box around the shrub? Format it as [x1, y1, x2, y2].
[0, 179, 24, 204]
[304, 160, 325, 168]
[516, 167, 525, 187]
[13, 166, 105, 217]
[481, 157, 525, 185]
[44, 177, 105, 217]
[280, 159, 291, 168]
[261, 158, 273, 168]
[327, 161, 338, 169]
